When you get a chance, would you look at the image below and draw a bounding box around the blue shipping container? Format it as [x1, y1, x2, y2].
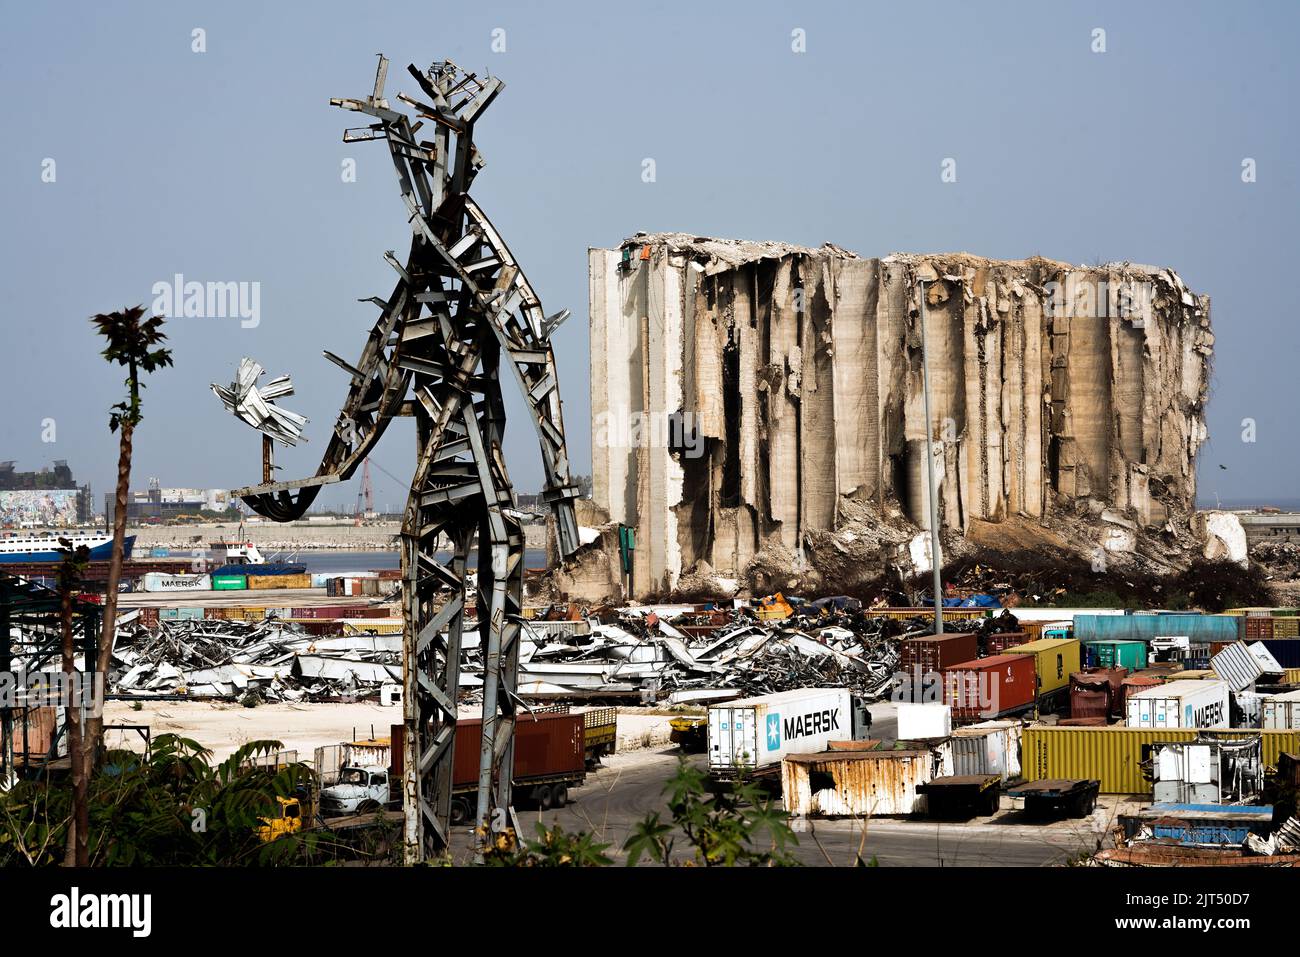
[1072, 614, 1240, 644]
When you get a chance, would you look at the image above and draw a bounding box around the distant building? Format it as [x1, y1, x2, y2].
[1237, 511, 1300, 545]
[105, 479, 233, 523]
[0, 461, 91, 526]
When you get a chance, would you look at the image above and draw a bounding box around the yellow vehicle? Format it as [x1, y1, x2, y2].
[670, 716, 707, 753]
[257, 796, 303, 842]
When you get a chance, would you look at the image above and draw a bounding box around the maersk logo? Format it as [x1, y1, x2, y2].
[766, 713, 781, 750]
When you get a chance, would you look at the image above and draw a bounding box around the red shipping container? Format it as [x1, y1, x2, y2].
[451, 712, 584, 789]
[1070, 668, 1128, 717]
[941, 653, 1037, 721]
[900, 632, 980, 674]
[986, 631, 1031, 655]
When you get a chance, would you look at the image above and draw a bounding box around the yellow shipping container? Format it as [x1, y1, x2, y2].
[877, 608, 990, 623]
[1022, 726, 1300, 794]
[1274, 618, 1300, 638]
[1286, 668, 1300, 686]
[341, 618, 404, 635]
[1006, 637, 1080, 697]
[247, 573, 312, 591]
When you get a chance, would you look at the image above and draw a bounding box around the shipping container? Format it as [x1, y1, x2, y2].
[951, 721, 1022, 780]
[1081, 639, 1146, 672]
[1126, 679, 1230, 730]
[142, 572, 212, 592]
[1021, 726, 1300, 793]
[1007, 637, 1081, 699]
[211, 574, 247, 590]
[1209, 641, 1264, 691]
[898, 632, 980, 673]
[1073, 613, 1240, 644]
[247, 573, 312, 591]
[942, 654, 1036, 721]
[1261, 690, 1300, 730]
[341, 618, 403, 635]
[1258, 640, 1300, 669]
[782, 749, 933, 817]
[709, 688, 859, 774]
[1241, 615, 1274, 641]
[1070, 668, 1128, 717]
[986, 631, 1032, 655]
[451, 711, 585, 789]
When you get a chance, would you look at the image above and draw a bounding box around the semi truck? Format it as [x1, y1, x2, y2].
[708, 688, 873, 783]
[319, 711, 593, 825]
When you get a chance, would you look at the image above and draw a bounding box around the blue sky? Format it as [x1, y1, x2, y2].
[1, 1, 1295, 510]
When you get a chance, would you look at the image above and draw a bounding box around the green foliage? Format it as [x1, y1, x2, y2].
[89, 305, 173, 432]
[0, 734, 326, 866]
[479, 821, 613, 867]
[624, 758, 800, 867]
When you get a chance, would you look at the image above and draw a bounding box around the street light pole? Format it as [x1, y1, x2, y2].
[918, 279, 944, 635]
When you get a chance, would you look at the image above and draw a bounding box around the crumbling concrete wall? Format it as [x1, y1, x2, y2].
[587, 233, 1212, 599]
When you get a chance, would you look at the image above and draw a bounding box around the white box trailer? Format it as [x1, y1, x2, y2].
[1261, 690, 1300, 730]
[1126, 679, 1230, 730]
[708, 688, 868, 778]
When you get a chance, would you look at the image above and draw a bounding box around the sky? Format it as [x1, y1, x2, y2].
[1, 1, 1296, 512]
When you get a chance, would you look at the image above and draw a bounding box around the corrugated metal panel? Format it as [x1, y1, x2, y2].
[1210, 641, 1264, 691]
[1081, 640, 1147, 671]
[1073, 614, 1240, 644]
[782, 750, 933, 817]
[1022, 726, 1300, 793]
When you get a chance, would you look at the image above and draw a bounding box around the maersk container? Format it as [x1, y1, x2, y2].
[1126, 679, 1229, 730]
[1007, 637, 1081, 698]
[898, 632, 979, 673]
[1081, 640, 1146, 672]
[1073, 614, 1240, 644]
[1261, 690, 1300, 730]
[709, 688, 857, 774]
[941, 653, 1036, 721]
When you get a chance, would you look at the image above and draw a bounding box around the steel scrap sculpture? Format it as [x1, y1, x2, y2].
[229, 56, 580, 861]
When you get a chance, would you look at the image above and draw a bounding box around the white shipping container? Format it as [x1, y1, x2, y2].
[142, 572, 212, 592]
[709, 688, 853, 773]
[1261, 690, 1300, 730]
[897, 702, 952, 740]
[1126, 679, 1230, 730]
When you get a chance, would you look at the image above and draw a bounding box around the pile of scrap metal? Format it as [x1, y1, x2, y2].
[110, 618, 399, 701]
[1094, 804, 1300, 866]
[484, 599, 969, 703]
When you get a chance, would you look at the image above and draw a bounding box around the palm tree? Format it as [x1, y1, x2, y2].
[87, 306, 172, 766]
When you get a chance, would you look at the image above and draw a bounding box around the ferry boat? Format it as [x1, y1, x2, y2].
[211, 540, 306, 576]
[0, 531, 135, 563]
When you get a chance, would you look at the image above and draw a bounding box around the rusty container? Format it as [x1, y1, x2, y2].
[899, 632, 979, 674]
[986, 631, 1032, 655]
[942, 654, 1037, 722]
[452, 711, 584, 789]
[1071, 668, 1128, 717]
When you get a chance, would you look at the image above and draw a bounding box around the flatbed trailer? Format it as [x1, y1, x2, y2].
[1007, 778, 1100, 818]
[917, 774, 1001, 818]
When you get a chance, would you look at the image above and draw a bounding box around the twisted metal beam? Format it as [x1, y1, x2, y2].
[232, 55, 579, 860]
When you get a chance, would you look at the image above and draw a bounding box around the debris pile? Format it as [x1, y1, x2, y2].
[481, 599, 1004, 702]
[110, 619, 400, 702]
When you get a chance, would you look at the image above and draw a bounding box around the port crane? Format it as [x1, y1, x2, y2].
[220, 56, 580, 861]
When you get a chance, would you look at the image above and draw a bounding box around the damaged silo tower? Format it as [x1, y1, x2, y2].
[587, 233, 1212, 598]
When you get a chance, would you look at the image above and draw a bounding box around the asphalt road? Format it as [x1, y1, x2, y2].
[448, 747, 1108, 867]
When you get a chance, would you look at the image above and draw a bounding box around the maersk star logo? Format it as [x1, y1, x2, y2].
[766, 713, 781, 750]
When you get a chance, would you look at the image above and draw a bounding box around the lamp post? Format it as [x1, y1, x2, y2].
[918, 279, 944, 635]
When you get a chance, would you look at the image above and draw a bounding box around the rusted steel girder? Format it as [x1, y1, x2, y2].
[232, 55, 580, 860]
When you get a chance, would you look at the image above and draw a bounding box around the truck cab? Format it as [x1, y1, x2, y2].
[319, 765, 392, 817]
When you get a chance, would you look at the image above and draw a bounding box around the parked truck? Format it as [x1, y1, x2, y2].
[708, 688, 873, 783]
